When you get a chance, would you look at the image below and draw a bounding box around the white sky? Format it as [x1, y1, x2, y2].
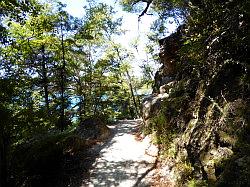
[59, 0, 178, 75]
[59, 0, 177, 39]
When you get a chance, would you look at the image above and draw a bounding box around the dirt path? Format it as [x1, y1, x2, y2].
[83, 120, 158, 187]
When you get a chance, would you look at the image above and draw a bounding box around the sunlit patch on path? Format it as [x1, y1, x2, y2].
[82, 120, 158, 187]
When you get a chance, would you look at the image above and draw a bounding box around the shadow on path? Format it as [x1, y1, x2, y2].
[83, 119, 156, 187]
[56, 120, 156, 187]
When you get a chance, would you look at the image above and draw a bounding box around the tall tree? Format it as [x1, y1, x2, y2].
[0, 1, 42, 186]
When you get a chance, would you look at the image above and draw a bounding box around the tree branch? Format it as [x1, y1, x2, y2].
[138, 0, 153, 20]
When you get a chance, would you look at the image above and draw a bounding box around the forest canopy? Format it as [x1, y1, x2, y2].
[0, 0, 249, 186]
[0, 1, 154, 186]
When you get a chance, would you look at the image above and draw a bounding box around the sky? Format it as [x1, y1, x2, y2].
[58, 0, 178, 74]
[59, 0, 177, 40]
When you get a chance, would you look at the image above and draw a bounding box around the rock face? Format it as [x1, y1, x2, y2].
[142, 24, 250, 186]
[142, 94, 168, 120]
[153, 26, 184, 93]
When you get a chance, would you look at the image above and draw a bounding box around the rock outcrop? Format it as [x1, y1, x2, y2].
[142, 23, 250, 186]
[153, 26, 184, 93]
[76, 117, 111, 141]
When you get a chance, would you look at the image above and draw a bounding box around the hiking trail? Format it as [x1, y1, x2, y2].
[83, 119, 158, 187]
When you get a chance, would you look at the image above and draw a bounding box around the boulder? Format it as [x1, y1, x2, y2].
[159, 81, 176, 94]
[142, 93, 169, 121]
[76, 117, 111, 141]
[153, 25, 185, 93]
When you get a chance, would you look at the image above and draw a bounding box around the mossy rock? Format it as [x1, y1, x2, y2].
[61, 135, 89, 155]
[216, 156, 250, 187]
[76, 117, 111, 140]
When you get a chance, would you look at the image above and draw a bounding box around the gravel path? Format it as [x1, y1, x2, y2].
[83, 120, 158, 187]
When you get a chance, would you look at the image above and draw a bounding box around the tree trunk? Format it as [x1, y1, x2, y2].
[126, 70, 139, 118]
[79, 96, 84, 123]
[41, 45, 49, 113]
[59, 22, 66, 132]
[114, 47, 139, 118]
[93, 83, 102, 116]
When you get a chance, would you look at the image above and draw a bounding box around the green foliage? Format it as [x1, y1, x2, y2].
[187, 179, 208, 187]
[120, 0, 186, 34]
[1, 0, 247, 185]
[126, 0, 249, 185]
[144, 98, 180, 146]
[10, 130, 85, 186]
[0, 0, 148, 185]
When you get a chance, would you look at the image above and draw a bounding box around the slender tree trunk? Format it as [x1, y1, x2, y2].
[59, 22, 66, 132]
[88, 45, 94, 115]
[114, 47, 139, 118]
[78, 82, 85, 124]
[75, 77, 85, 123]
[41, 45, 49, 113]
[79, 96, 84, 123]
[137, 95, 142, 116]
[81, 77, 87, 118]
[93, 83, 102, 116]
[126, 70, 139, 118]
[82, 93, 86, 116]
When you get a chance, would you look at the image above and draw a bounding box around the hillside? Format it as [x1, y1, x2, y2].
[141, 0, 249, 185]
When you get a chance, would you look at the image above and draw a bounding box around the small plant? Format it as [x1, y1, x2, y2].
[187, 179, 208, 187]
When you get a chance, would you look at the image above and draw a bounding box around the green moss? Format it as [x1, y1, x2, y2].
[216, 156, 250, 187]
[175, 161, 194, 182]
[187, 179, 208, 187]
[166, 142, 178, 158]
[145, 110, 177, 146]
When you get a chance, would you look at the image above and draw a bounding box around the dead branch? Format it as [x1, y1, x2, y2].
[138, 0, 153, 20]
